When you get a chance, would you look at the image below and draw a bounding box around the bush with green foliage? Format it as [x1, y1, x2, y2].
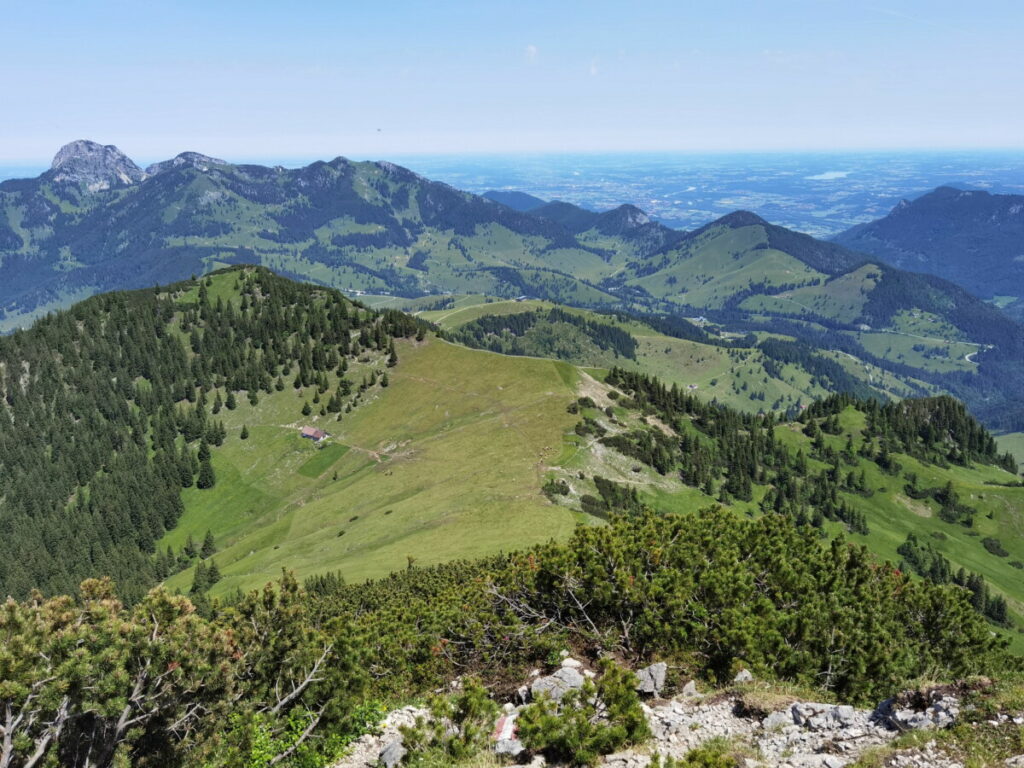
[0, 505, 1014, 767]
[517, 659, 649, 766]
[651, 739, 741, 767]
[399, 679, 499, 764]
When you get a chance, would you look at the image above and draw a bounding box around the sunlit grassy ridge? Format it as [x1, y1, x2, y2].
[163, 337, 580, 595]
[424, 298, 927, 413]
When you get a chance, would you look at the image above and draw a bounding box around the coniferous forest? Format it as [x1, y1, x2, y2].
[0, 267, 423, 602]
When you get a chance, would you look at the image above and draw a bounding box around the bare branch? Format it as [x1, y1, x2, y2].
[268, 644, 332, 716]
[267, 706, 324, 767]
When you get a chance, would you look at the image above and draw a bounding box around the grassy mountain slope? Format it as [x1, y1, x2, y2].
[542, 372, 1024, 649]
[424, 298, 935, 413]
[157, 300, 1024, 648]
[612, 212, 1024, 429]
[0, 146, 633, 328]
[0, 265, 438, 600]
[162, 336, 580, 594]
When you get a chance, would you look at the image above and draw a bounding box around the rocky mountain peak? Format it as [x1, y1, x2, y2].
[145, 151, 227, 176]
[49, 140, 145, 191]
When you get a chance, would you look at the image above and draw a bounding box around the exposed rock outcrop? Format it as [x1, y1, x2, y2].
[330, 673, 983, 768]
[49, 140, 145, 191]
[531, 667, 586, 701]
[634, 662, 667, 697]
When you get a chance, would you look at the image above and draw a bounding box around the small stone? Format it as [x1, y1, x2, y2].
[734, 669, 753, 684]
[561, 656, 583, 669]
[763, 710, 794, 730]
[635, 662, 668, 696]
[495, 738, 525, 757]
[681, 680, 699, 697]
[377, 739, 406, 768]
[832, 705, 856, 726]
[531, 666, 585, 701]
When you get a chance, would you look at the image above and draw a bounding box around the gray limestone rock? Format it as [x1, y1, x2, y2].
[377, 739, 406, 768]
[145, 151, 227, 175]
[635, 662, 667, 697]
[876, 693, 960, 731]
[495, 738, 525, 757]
[49, 140, 145, 190]
[531, 666, 586, 701]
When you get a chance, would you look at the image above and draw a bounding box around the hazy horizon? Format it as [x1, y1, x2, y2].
[6, 148, 1022, 239]
[4, 145, 1024, 174]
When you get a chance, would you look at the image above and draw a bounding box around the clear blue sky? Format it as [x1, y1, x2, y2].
[2, 0, 1022, 163]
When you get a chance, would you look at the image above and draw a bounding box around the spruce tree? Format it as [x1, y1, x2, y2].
[190, 560, 209, 594]
[200, 530, 216, 559]
[197, 457, 216, 489]
[240, 424, 249, 440]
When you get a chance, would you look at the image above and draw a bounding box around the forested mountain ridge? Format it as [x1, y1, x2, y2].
[612, 210, 1024, 429]
[0, 266, 425, 601]
[834, 185, 1024, 319]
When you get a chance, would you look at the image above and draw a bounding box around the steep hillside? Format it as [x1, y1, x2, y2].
[0, 263, 1020, 721]
[544, 370, 1024, 643]
[834, 186, 1024, 318]
[161, 334, 581, 595]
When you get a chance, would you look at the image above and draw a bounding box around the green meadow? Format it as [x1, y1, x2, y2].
[162, 338, 580, 596]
